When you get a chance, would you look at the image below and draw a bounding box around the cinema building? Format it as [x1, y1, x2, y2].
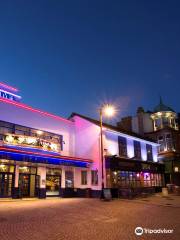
[0, 83, 164, 199]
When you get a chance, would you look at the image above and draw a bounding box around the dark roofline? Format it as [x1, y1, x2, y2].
[69, 112, 157, 143]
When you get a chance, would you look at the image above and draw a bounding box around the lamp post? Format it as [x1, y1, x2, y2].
[99, 104, 116, 199]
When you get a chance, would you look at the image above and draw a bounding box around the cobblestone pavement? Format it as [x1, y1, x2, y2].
[0, 196, 179, 240]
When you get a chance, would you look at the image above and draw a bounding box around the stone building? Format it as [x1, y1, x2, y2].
[117, 98, 180, 185]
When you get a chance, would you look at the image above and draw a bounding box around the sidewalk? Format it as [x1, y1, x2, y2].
[0, 197, 61, 202]
[120, 193, 180, 208]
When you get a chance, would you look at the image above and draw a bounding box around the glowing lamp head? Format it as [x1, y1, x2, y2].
[102, 104, 116, 117]
[37, 130, 43, 135]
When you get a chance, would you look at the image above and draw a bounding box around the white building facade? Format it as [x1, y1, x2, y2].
[0, 83, 164, 198]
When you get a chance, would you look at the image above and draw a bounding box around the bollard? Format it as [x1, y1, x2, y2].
[162, 187, 168, 197]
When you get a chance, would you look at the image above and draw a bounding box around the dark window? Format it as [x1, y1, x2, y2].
[146, 144, 153, 161]
[155, 118, 161, 129]
[118, 136, 127, 157]
[165, 134, 174, 151]
[134, 141, 141, 159]
[157, 136, 164, 152]
[65, 171, 74, 188]
[91, 170, 98, 185]
[81, 171, 87, 185]
[158, 136, 163, 140]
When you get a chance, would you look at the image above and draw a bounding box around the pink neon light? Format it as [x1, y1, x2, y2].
[0, 82, 18, 92]
[0, 97, 72, 124]
[0, 146, 93, 163]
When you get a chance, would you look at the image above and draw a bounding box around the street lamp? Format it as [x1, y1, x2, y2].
[99, 104, 116, 199]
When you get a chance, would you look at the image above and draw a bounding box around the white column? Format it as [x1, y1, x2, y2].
[87, 169, 91, 188]
[127, 138, 134, 158]
[73, 168, 80, 188]
[14, 165, 19, 188]
[37, 166, 46, 188]
[61, 167, 65, 188]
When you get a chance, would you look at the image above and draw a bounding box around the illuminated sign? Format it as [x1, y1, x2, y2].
[0, 89, 21, 102]
[3, 134, 59, 153]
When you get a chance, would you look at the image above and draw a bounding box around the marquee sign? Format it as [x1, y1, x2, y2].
[0, 89, 21, 102]
[3, 134, 59, 153]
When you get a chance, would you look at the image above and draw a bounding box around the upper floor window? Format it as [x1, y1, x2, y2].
[165, 134, 174, 151]
[157, 134, 175, 152]
[118, 136, 127, 157]
[146, 144, 153, 161]
[134, 141, 141, 159]
[154, 118, 162, 130]
[158, 136, 165, 152]
[162, 117, 169, 127]
[0, 120, 63, 151]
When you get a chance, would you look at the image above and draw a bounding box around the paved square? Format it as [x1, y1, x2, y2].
[0, 196, 179, 240]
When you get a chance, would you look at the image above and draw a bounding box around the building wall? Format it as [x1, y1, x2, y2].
[0, 100, 75, 157]
[142, 113, 153, 133]
[104, 130, 158, 162]
[72, 115, 101, 190]
[132, 116, 139, 134]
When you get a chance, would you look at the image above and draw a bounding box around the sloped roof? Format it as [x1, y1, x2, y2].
[69, 112, 156, 143]
[154, 97, 174, 113]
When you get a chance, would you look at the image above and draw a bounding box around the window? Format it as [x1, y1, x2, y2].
[91, 170, 98, 185]
[146, 144, 153, 161]
[158, 136, 164, 152]
[154, 118, 162, 129]
[111, 171, 163, 188]
[81, 171, 87, 185]
[0, 120, 63, 152]
[118, 136, 127, 157]
[162, 117, 169, 127]
[165, 134, 174, 151]
[47, 168, 61, 175]
[65, 171, 74, 188]
[134, 141, 141, 159]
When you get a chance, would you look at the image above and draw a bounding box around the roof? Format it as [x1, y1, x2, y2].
[69, 112, 157, 143]
[0, 97, 72, 124]
[154, 97, 174, 113]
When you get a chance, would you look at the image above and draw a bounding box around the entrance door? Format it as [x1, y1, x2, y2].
[19, 174, 39, 197]
[19, 174, 30, 197]
[0, 173, 13, 197]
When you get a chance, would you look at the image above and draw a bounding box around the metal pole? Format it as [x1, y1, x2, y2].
[100, 108, 104, 198]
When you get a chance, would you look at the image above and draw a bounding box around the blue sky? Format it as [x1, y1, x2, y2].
[0, 0, 179, 122]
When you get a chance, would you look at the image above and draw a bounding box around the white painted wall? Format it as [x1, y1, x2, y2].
[72, 116, 101, 190]
[0, 100, 75, 157]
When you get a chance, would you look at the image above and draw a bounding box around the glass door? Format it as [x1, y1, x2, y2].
[0, 173, 13, 197]
[19, 174, 30, 197]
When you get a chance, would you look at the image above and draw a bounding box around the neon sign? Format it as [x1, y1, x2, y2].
[3, 134, 59, 153]
[0, 89, 21, 102]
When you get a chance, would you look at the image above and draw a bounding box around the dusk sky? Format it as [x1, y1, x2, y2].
[0, 0, 179, 123]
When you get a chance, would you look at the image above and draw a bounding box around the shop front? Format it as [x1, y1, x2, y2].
[46, 168, 61, 196]
[105, 156, 165, 198]
[0, 164, 14, 198]
[18, 166, 39, 198]
[0, 145, 92, 199]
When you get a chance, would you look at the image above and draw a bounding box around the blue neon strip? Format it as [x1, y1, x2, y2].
[5, 144, 61, 156]
[0, 150, 89, 168]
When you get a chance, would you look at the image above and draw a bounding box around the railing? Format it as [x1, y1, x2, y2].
[0, 133, 61, 153]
